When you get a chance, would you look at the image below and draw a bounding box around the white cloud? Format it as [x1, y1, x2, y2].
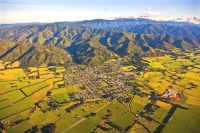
[115, 7, 200, 24]
[176, 15, 200, 23]
[146, 7, 152, 11]
[193, 17, 200, 21]
[140, 11, 161, 18]
[76, 16, 82, 19]
[176, 15, 189, 20]
[137, 7, 200, 23]
[141, 7, 161, 18]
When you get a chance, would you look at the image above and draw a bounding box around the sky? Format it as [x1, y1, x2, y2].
[0, 0, 199, 24]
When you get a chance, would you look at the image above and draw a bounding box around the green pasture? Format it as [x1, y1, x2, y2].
[139, 118, 160, 133]
[9, 109, 30, 124]
[0, 78, 58, 120]
[145, 56, 195, 70]
[0, 94, 7, 101]
[56, 101, 105, 132]
[129, 95, 150, 113]
[7, 121, 31, 133]
[0, 79, 45, 93]
[153, 106, 171, 123]
[96, 100, 128, 120]
[0, 99, 11, 109]
[28, 108, 59, 126]
[0, 106, 16, 119]
[5, 90, 25, 103]
[113, 112, 135, 129]
[65, 100, 129, 133]
[162, 106, 200, 133]
[22, 81, 49, 96]
[56, 111, 83, 132]
[51, 88, 70, 102]
[66, 117, 101, 133]
[65, 85, 76, 92]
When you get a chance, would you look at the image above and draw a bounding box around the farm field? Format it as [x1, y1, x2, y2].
[0, 67, 63, 123]
[0, 50, 200, 133]
[162, 106, 200, 133]
[65, 100, 133, 133]
[51, 87, 71, 103]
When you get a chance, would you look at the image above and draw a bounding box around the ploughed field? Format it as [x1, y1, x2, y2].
[0, 50, 200, 133]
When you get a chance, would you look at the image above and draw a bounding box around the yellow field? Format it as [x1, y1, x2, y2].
[54, 80, 65, 88]
[156, 101, 172, 109]
[149, 79, 171, 93]
[0, 73, 14, 80]
[190, 68, 200, 72]
[0, 68, 26, 80]
[181, 72, 200, 81]
[55, 67, 66, 73]
[139, 72, 171, 93]
[28, 67, 38, 72]
[121, 65, 136, 71]
[185, 99, 200, 106]
[28, 72, 38, 77]
[133, 95, 150, 105]
[184, 89, 200, 101]
[129, 123, 147, 133]
[39, 67, 50, 75]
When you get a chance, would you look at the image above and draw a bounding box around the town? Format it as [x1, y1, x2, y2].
[62, 61, 138, 102]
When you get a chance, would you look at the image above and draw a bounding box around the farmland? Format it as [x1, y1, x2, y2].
[0, 50, 200, 133]
[162, 106, 200, 133]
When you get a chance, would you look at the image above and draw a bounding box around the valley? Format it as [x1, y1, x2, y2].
[1, 0, 200, 132]
[0, 49, 200, 133]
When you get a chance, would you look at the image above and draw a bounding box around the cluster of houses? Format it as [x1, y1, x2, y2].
[63, 61, 140, 101]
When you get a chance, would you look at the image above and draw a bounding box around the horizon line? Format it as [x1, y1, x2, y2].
[0, 17, 199, 25]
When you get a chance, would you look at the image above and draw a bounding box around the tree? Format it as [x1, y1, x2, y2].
[25, 125, 40, 133]
[42, 123, 57, 133]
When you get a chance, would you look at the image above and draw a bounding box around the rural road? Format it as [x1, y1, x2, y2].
[62, 101, 112, 133]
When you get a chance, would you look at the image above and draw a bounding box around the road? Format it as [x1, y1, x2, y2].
[61, 101, 112, 133]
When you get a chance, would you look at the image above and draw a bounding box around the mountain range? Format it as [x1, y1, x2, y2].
[0, 18, 199, 66]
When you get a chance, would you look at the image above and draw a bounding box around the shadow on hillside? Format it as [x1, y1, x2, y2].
[0, 44, 18, 59]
